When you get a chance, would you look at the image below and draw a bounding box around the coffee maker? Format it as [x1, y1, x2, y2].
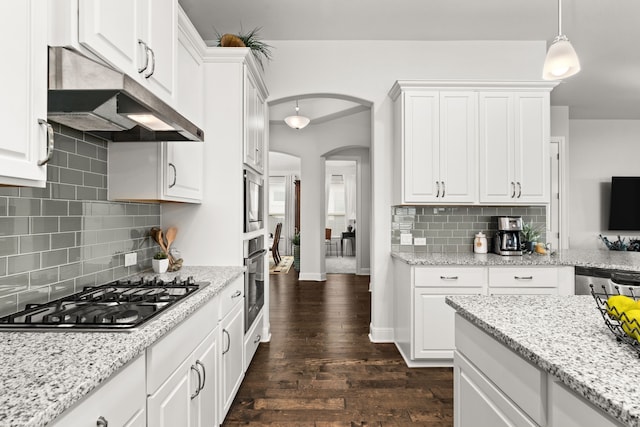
[493, 216, 523, 256]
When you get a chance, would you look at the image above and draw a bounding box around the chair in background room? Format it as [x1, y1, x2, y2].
[325, 228, 337, 256]
[271, 223, 282, 266]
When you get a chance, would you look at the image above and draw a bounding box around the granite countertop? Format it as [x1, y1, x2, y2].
[392, 248, 640, 271]
[0, 266, 245, 427]
[446, 294, 640, 427]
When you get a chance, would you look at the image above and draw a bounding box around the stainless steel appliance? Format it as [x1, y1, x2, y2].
[244, 236, 266, 333]
[244, 169, 264, 232]
[575, 266, 640, 296]
[0, 276, 207, 331]
[493, 216, 523, 256]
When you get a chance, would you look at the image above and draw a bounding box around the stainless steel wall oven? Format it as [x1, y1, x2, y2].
[244, 169, 264, 232]
[244, 236, 265, 332]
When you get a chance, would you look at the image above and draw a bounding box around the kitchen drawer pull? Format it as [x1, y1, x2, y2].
[511, 182, 516, 198]
[137, 39, 149, 73]
[441, 181, 446, 198]
[96, 416, 108, 427]
[190, 364, 202, 399]
[516, 182, 522, 198]
[440, 276, 459, 280]
[144, 46, 156, 78]
[254, 334, 261, 344]
[195, 360, 206, 391]
[37, 119, 54, 166]
[168, 163, 177, 188]
[222, 329, 230, 354]
[435, 181, 440, 198]
[231, 290, 242, 298]
[514, 276, 533, 280]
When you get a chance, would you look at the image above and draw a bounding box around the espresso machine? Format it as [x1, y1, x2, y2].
[493, 216, 523, 256]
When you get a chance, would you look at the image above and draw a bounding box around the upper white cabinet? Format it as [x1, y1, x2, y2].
[50, 0, 177, 103]
[479, 91, 551, 204]
[389, 81, 556, 206]
[1, 0, 49, 188]
[108, 141, 203, 203]
[176, 8, 205, 128]
[392, 88, 477, 204]
[244, 67, 266, 174]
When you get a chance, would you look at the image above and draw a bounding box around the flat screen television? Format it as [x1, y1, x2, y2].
[609, 176, 640, 231]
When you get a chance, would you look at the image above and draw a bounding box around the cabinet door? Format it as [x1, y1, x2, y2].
[254, 91, 266, 174]
[138, 0, 176, 102]
[478, 92, 515, 203]
[0, 0, 48, 187]
[514, 92, 549, 203]
[177, 28, 204, 127]
[78, 0, 140, 74]
[439, 92, 477, 203]
[164, 141, 203, 202]
[147, 355, 193, 427]
[243, 71, 259, 172]
[220, 302, 245, 422]
[191, 329, 218, 427]
[403, 92, 440, 203]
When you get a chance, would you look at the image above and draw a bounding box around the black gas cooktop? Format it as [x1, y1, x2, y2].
[0, 276, 208, 331]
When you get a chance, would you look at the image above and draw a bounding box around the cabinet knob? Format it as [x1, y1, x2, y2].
[96, 416, 108, 427]
[253, 334, 261, 344]
[37, 119, 54, 166]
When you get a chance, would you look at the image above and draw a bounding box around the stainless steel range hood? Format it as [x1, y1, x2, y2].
[48, 47, 204, 142]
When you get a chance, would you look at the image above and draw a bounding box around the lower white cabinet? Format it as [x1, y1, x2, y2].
[220, 300, 245, 423]
[148, 328, 218, 427]
[50, 355, 146, 427]
[394, 261, 574, 366]
[108, 141, 203, 203]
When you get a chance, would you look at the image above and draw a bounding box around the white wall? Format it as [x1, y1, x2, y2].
[263, 40, 546, 341]
[569, 120, 640, 249]
[270, 109, 371, 280]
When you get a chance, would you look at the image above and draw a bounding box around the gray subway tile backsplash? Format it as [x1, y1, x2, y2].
[0, 124, 158, 316]
[391, 205, 547, 254]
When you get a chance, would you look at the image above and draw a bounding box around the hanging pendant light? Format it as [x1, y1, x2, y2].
[543, 0, 581, 80]
[284, 101, 310, 129]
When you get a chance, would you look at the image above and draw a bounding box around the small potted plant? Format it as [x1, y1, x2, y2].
[521, 222, 542, 252]
[152, 251, 169, 273]
[291, 230, 301, 272]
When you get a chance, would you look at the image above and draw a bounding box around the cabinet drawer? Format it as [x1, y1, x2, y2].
[147, 296, 219, 393]
[244, 310, 264, 372]
[415, 267, 486, 288]
[220, 276, 244, 320]
[489, 267, 557, 287]
[51, 355, 146, 427]
[455, 315, 546, 426]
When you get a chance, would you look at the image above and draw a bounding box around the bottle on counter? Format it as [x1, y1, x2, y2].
[474, 231, 488, 254]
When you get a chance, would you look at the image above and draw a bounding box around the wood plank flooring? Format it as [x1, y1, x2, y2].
[223, 271, 453, 426]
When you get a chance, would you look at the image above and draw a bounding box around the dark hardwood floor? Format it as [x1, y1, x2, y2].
[223, 270, 453, 426]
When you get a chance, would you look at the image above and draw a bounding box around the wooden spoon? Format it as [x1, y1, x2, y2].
[165, 227, 178, 256]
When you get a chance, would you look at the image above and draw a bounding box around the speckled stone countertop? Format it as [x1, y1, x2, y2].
[446, 295, 640, 427]
[392, 248, 640, 271]
[0, 266, 244, 427]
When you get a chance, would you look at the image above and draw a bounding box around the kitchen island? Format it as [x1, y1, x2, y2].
[447, 294, 637, 427]
[0, 266, 245, 427]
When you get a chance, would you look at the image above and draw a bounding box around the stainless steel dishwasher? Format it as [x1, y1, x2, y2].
[575, 266, 640, 296]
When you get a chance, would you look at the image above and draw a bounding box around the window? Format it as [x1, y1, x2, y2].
[269, 176, 285, 215]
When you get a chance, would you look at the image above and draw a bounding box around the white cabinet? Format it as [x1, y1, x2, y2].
[50, 355, 146, 427]
[176, 9, 204, 128]
[1, 0, 49, 188]
[243, 68, 266, 174]
[108, 141, 203, 203]
[219, 277, 245, 423]
[51, 0, 177, 103]
[148, 329, 218, 427]
[393, 88, 477, 204]
[479, 91, 550, 204]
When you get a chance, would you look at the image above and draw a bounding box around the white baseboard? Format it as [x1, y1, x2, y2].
[298, 272, 326, 281]
[369, 323, 394, 342]
[357, 268, 371, 275]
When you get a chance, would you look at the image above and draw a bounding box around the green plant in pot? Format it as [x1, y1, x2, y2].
[291, 231, 300, 272]
[215, 27, 273, 70]
[521, 222, 542, 252]
[152, 251, 169, 273]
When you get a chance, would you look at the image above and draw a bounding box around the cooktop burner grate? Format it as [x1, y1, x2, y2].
[0, 276, 208, 331]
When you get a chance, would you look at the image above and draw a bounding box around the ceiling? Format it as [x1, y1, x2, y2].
[179, 0, 640, 120]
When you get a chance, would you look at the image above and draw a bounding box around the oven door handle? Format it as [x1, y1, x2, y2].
[246, 249, 267, 261]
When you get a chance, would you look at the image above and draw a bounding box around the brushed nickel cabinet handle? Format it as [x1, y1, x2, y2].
[517, 182, 522, 198]
[440, 276, 459, 280]
[96, 416, 108, 427]
[144, 46, 156, 78]
[436, 181, 440, 198]
[511, 182, 516, 198]
[168, 163, 177, 188]
[254, 334, 261, 344]
[514, 276, 533, 280]
[137, 39, 149, 73]
[231, 290, 242, 298]
[190, 364, 201, 399]
[441, 181, 446, 198]
[222, 329, 230, 354]
[195, 360, 206, 391]
[37, 119, 54, 166]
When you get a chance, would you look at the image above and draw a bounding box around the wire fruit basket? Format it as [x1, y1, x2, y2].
[590, 283, 640, 357]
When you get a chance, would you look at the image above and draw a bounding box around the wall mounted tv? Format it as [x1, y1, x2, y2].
[609, 176, 640, 231]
